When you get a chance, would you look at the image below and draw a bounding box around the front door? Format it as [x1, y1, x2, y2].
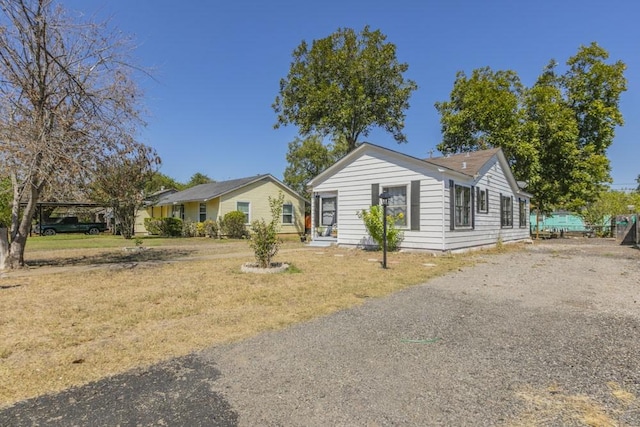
[314, 194, 337, 238]
[321, 197, 337, 228]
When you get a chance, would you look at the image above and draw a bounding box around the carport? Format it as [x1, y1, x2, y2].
[29, 202, 109, 235]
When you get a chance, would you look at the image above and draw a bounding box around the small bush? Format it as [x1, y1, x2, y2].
[145, 217, 182, 237]
[181, 219, 198, 237]
[221, 211, 248, 239]
[161, 217, 183, 237]
[196, 221, 206, 237]
[357, 205, 404, 251]
[144, 217, 162, 235]
[203, 219, 218, 238]
[249, 192, 283, 268]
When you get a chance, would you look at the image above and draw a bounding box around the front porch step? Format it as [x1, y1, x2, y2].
[307, 240, 334, 247]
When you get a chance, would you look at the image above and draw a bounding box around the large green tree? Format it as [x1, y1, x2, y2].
[273, 26, 418, 153]
[435, 67, 533, 180]
[436, 42, 626, 213]
[522, 64, 580, 213]
[283, 134, 346, 199]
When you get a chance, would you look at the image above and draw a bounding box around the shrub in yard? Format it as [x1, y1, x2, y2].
[196, 221, 206, 237]
[181, 219, 198, 237]
[357, 205, 404, 251]
[249, 192, 284, 268]
[203, 219, 218, 238]
[144, 217, 162, 235]
[157, 217, 182, 237]
[221, 211, 248, 239]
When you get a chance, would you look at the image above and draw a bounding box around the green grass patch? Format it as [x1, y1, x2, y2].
[26, 234, 231, 251]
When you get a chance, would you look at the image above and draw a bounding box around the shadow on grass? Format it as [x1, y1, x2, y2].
[26, 247, 196, 268]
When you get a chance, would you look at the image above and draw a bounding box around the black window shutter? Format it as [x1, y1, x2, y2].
[510, 196, 514, 226]
[449, 180, 455, 230]
[486, 189, 489, 212]
[410, 180, 420, 231]
[476, 187, 480, 213]
[500, 193, 503, 226]
[371, 183, 379, 206]
[471, 186, 475, 229]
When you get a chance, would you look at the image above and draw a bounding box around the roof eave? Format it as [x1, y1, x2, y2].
[307, 143, 468, 188]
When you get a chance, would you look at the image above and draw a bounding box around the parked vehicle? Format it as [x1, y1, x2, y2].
[34, 216, 108, 236]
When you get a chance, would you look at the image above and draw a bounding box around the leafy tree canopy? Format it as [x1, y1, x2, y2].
[145, 172, 185, 194]
[283, 134, 347, 200]
[579, 190, 640, 228]
[274, 26, 418, 152]
[0, 177, 11, 228]
[185, 172, 214, 188]
[436, 42, 626, 213]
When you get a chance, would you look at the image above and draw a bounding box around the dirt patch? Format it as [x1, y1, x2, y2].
[240, 262, 290, 274]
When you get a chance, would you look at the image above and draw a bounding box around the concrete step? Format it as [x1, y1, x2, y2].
[307, 240, 333, 247]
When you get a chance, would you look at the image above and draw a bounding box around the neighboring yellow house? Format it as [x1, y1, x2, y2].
[134, 188, 178, 235]
[147, 174, 307, 235]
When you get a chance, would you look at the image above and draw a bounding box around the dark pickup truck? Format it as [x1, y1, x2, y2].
[35, 217, 108, 236]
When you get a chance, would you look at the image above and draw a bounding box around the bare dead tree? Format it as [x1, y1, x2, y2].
[0, 0, 152, 269]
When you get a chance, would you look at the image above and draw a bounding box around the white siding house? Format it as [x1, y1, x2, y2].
[307, 143, 532, 252]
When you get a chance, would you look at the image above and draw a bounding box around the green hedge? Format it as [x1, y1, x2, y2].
[220, 211, 248, 239]
[144, 217, 183, 237]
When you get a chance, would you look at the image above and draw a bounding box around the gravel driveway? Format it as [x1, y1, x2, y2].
[2, 239, 639, 426]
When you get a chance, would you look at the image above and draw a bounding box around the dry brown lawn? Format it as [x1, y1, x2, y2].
[0, 238, 481, 407]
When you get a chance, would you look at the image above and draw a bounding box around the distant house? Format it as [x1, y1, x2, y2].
[529, 210, 587, 233]
[134, 187, 178, 235]
[307, 143, 532, 252]
[148, 174, 307, 235]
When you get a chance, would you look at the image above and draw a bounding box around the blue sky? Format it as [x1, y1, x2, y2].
[67, 0, 639, 189]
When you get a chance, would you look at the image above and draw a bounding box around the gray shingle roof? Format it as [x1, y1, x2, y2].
[156, 174, 272, 205]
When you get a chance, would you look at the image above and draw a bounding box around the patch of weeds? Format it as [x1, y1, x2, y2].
[549, 252, 572, 259]
[0, 348, 13, 359]
[607, 381, 636, 405]
[284, 264, 302, 274]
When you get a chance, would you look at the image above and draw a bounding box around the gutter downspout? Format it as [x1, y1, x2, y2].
[439, 168, 446, 251]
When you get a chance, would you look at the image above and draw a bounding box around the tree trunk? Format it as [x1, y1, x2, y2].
[0, 228, 9, 270]
[0, 226, 26, 270]
[8, 235, 27, 268]
[5, 180, 41, 269]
